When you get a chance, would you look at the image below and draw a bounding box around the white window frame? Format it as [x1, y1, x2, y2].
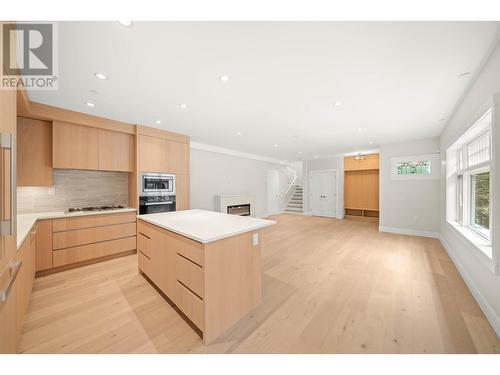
[455, 128, 492, 242]
[445, 102, 496, 272]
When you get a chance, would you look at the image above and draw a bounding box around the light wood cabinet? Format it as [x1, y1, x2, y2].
[167, 140, 189, 174]
[35, 220, 53, 271]
[176, 174, 190, 211]
[98, 129, 134, 172]
[52, 121, 99, 170]
[137, 219, 262, 344]
[17, 117, 53, 186]
[51, 212, 137, 269]
[138, 134, 167, 173]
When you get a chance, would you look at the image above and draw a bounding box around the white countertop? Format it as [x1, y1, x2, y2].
[16, 208, 137, 249]
[137, 209, 276, 244]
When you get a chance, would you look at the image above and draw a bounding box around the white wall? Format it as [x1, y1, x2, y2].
[440, 38, 500, 336]
[379, 138, 441, 237]
[303, 156, 344, 218]
[190, 148, 289, 217]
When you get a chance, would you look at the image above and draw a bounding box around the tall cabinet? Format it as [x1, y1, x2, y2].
[343, 154, 380, 221]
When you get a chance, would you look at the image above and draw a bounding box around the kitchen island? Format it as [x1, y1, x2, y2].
[136, 209, 276, 343]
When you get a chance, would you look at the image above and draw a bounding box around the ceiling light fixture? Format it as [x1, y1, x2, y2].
[369, 141, 373, 145]
[156, 120, 161, 124]
[236, 131, 242, 136]
[314, 155, 318, 158]
[298, 151, 302, 154]
[355, 153, 365, 160]
[85, 102, 95, 107]
[180, 104, 187, 109]
[457, 72, 471, 78]
[220, 75, 230, 82]
[334, 101, 342, 107]
[357, 128, 363, 133]
[94, 72, 107, 80]
[274, 144, 278, 148]
[118, 21, 133, 27]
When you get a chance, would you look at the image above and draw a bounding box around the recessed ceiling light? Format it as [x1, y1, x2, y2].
[357, 128, 363, 133]
[369, 141, 373, 145]
[334, 101, 342, 107]
[457, 72, 471, 78]
[156, 120, 161, 124]
[94, 72, 107, 80]
[118, 21, 133, 27]
[274, 143, 278, 148]
[280, 162, 285, 165]
[314, 155, 318, 158]
[180, 104, 187, 109]
[298, 151, 302, 154]
[220, 75, 230, 82]
[85, 102, 95, 107]
[236, 131, 242, 136]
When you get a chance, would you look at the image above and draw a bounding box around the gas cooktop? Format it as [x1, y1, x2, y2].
[67, 205, 125, 213]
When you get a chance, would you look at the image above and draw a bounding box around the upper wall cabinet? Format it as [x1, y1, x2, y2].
[53, 121, 134, 173]
[17, 117, 53, 186]
[138, 134, 167, 173]
[98, 129, 134, 172]
[167, 140, 189, 174]
[53, 121, 99, 170]
[344, 154, 379, 171]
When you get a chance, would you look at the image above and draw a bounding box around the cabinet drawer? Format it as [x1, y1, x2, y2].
[176, 281, 204, 330]
[176, 254, 204, 298]
[167, 233, 204, 266]
[137, 232, 152, 258]
[53, 212, 136, 232]
[138, 251, 151, 276]
[53, 222, 136, 250]
[53, 236, 136, 267]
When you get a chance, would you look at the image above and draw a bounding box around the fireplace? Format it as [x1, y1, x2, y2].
[227, 204, 251, 216]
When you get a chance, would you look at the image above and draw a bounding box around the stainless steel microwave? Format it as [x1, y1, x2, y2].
[140, 172, 176, 196]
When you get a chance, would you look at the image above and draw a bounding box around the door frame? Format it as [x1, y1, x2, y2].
[308, 169, 339, 218]
[267, 170, 281, 216]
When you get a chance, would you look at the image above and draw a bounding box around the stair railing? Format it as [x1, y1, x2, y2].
[282, 167, 298, 210]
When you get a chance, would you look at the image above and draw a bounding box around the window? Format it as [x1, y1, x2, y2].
[446, 109, 493, 254]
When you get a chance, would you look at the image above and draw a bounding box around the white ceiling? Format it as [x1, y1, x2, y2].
[27, 21, 500, 161]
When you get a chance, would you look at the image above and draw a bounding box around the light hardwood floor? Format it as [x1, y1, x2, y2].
[18, 214, 500, 354]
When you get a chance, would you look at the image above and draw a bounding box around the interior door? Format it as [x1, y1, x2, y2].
[267, 170, 280, 214]
[310, 171, 337, 218]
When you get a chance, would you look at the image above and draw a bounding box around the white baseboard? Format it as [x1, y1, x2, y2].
[378, 226, 440, 239]
[439, 235, 500, 338]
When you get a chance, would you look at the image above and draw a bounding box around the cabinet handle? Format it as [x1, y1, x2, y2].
[0, 260, 22, 304]
[0, 133, 16, 237]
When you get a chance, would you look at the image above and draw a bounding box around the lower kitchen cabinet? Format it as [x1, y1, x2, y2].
[0, 223, 37, 353]
[51, 212, 137, 269]
[35, 220, 53, 271]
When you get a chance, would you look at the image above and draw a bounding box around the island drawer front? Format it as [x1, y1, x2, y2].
[53, 236, 137, 267]
[136, 220, 159, 239]
[176, 254, 204, 298]
[176, 281, 204, 330]
[138, 251, 151, 275]
[137, 232, 152, 258]
[53, 222, 137, 250]
[168, 234, 204, 266]
[53, 212, 136, 232]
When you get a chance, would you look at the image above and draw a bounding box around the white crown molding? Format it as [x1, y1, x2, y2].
[190, 141, 288, 166]
[378, 225, 440, 239]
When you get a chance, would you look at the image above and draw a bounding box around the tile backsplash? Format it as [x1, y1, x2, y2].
[17, 169, 129, 213]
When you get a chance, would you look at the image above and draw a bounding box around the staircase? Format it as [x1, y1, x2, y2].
[284, 185, 303, 214]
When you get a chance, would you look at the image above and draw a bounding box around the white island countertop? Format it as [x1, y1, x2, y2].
[137, 209, 276, 244]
